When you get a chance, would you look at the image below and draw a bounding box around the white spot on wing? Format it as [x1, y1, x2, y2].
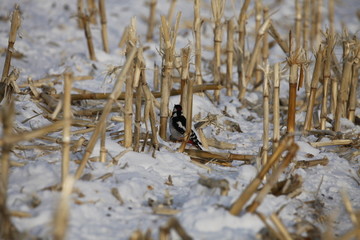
[177, 121, 186, 131]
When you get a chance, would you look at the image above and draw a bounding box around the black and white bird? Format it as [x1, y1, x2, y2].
[169, 104, 202, 150]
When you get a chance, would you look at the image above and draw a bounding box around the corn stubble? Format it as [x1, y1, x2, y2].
[0, 0, 359, 239]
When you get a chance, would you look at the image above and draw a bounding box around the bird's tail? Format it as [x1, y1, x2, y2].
[188, 131, 202, 150]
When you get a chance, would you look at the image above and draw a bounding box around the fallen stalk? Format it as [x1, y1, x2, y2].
[309, 139, 352, 147]
[246, 143, 299, 213]
[184, 149, 254, 162]
[229, 135, 294, 216]
[53, 84, 223, 100]
[295, 157, 329, 168]
[0, 120, 65, 147]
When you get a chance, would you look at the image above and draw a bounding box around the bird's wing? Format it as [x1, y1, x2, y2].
[173, 116, 186, 134]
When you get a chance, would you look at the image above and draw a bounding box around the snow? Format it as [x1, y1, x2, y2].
[1, 0, 359, 239]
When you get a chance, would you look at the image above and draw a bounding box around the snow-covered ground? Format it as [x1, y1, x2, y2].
[1, 0, 359, 239]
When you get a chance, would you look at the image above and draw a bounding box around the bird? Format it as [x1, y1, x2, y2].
[169, 104, 202, 150]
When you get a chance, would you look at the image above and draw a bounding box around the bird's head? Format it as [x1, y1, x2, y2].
[173, 104, 183, 116]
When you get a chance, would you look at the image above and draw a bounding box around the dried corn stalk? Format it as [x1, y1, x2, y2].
[273, 63, 280, 150]
[1, 5, 20, 82]
[261, 63, 270, 166]
[80, 11, 96, 61]
[0, 101, 22, 240]
[98, 0, 109, 53]
[304, 46, 324, 131]
[62, 73, 73, 186]
[287, 47, 300, 135]
[239, 18, 271, 100]
[211, 0, 225, 103]
[229, 135, 294, 215]
[194, 0, 202, 86]
[124, 18, 138, 148]
[159, 13, 181, 139]
[302, 0, 310, 50]
[226, 18, 234, 97]
[146, 0, 157, 41]
[178, 48, 194, 153]
[87, 0, 97, 24]
[53, 177, 75, 240]
[348, 43, 360, 122]
[247, 143, 298, 213]
[0, 5, 20, 103]
[238, 0, 251, 57]
[334, 58, 353, 131]
[295, 0, 302, 48]
[75, 47, 137, 179]
[179, 47, 191, 116]
[141, 71, 159, 151]
[320, 34, 335, 130]
[167, 0, 177, 24]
